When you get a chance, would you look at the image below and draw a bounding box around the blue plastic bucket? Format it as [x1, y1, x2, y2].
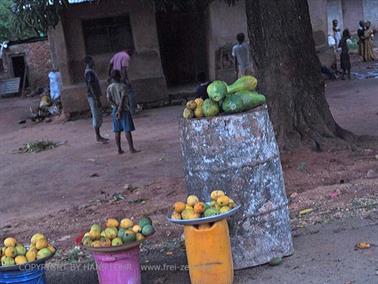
[0, 268, 45, 284]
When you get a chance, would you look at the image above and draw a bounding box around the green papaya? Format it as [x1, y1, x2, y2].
[204, 208, 218, 217]
[138, 216, 152, 228]
[202, 99, 220, 117]
[207, 80, 228, 102]
[227, 76, 257, 94]
[141, 224, 155, 237]
[236, 90, 266, 110]
[222, 95, 244, 114]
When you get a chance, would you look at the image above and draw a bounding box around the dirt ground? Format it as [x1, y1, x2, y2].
[0, 59, 378, 282]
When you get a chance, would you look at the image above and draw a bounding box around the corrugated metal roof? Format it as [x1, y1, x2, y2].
[0, 78, 20, 96]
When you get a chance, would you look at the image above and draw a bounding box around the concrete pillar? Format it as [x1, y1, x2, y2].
[327, 0, 344, 34]
[308, 0, 328, 47]
[207, 0, 248, 83]
[363, 0, 378, 30]
[47, 22, 72, 86]
[342, 0, 364, 33]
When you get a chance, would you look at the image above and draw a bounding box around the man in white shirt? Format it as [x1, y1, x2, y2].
[232, 33, 252, 78]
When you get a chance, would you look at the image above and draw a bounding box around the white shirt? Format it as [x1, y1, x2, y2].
[232, 42, 250, 69]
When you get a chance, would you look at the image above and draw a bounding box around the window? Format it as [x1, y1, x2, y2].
[82, 15, 134, 55]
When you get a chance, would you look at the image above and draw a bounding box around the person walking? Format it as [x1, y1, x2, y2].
[362, 21, 375, 62]
[84, 56, 108, 143]
[357, 20, 366, 57]
[232, 33, 252, 78]
[339, 29, 352, 80]
[108, 49, 137, 115]
[107, 70, 139, 155]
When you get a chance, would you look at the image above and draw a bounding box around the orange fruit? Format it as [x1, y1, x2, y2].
[193, 202, 206, 214]
[186, 195, 199, 206]
[173, 202, 186, 213]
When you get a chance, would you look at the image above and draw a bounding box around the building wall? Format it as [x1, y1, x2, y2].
[49, 0, 167, 113]
[363, 0, 378, 30]
[2, 39, 51, 89]
[208, 0, 248, 83]
[327, 0, 344, 34]
[342, 0, 363, 32]
[308, 0, 328, 47]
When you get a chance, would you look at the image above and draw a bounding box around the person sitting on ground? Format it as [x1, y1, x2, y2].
[195, 72, 211, 100]
[107, 70, 139, 155]
[321, 65, 337, 80]
[84, 56, 108, 143]
[338, 29, 352, 80]
[357, 20, 366, 57]
[232, 33, 252, 78]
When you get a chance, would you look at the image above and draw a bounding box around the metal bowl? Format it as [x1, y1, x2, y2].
[167, 204, 241, 226]
[84, 239, 145, 253]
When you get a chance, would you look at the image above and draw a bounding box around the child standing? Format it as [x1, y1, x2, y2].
[107, 70, 139, 154]
[84, 56, 108, 143]
[338, 29, 351, 80]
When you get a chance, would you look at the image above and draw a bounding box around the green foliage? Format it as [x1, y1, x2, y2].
[10, 0, 238, 37]
[0, 0, 36, 41]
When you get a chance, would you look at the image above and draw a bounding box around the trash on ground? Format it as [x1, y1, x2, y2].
[356, 242, 371, 249]
[112, 193, 126, 201]
[299, 208, 314, 215]
[16, 140, 65, 153]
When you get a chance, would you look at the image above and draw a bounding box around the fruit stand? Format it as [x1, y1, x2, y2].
[180, 76, 294, 269]
[0, 234, 56, 284]
[168, 192, 239, 284]
[81, 216, 155, 284]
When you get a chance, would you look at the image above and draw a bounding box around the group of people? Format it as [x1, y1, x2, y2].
[84, 50, 139, 155]
[331, 19, 375, 80]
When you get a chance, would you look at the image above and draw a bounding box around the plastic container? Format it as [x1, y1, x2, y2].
[184, 219, 233, 284]
[92, 246, 141, 284]
[0, 268, 45, 284]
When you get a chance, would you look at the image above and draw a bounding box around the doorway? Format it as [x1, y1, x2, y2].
[156, 10, 208, 87]
[11, 55, 28, 88]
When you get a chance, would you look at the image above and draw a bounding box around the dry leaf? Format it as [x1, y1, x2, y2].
[356, 242, 370, 249]
[299, 208, 313, 215]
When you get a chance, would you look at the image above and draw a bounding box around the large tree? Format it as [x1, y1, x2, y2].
[0, 0, 36, 41]
[245, 0, 351, 149]
[12, 0, 352, 149]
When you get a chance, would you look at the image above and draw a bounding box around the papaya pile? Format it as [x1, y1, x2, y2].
[81, 216, 154, 248]
[0, 233, 55, 267]
[171, 190, 237, 220]
[182, 76, 266, 119]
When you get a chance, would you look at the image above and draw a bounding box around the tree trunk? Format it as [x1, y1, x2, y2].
[245, 0, 352, 150]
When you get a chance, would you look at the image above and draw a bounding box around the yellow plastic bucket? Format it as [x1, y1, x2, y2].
[184, 219, 233, 284]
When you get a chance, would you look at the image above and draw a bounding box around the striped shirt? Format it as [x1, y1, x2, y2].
[106, 82, 129, 111]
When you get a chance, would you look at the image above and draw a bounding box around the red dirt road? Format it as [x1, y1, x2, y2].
[0, 69, 377, 250]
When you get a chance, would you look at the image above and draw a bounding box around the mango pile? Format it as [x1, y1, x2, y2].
[171, 190, 237, 220]
[183, 76, 266, 119]
[0, 233, 55, 267]
[82, 216, 155, 248]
